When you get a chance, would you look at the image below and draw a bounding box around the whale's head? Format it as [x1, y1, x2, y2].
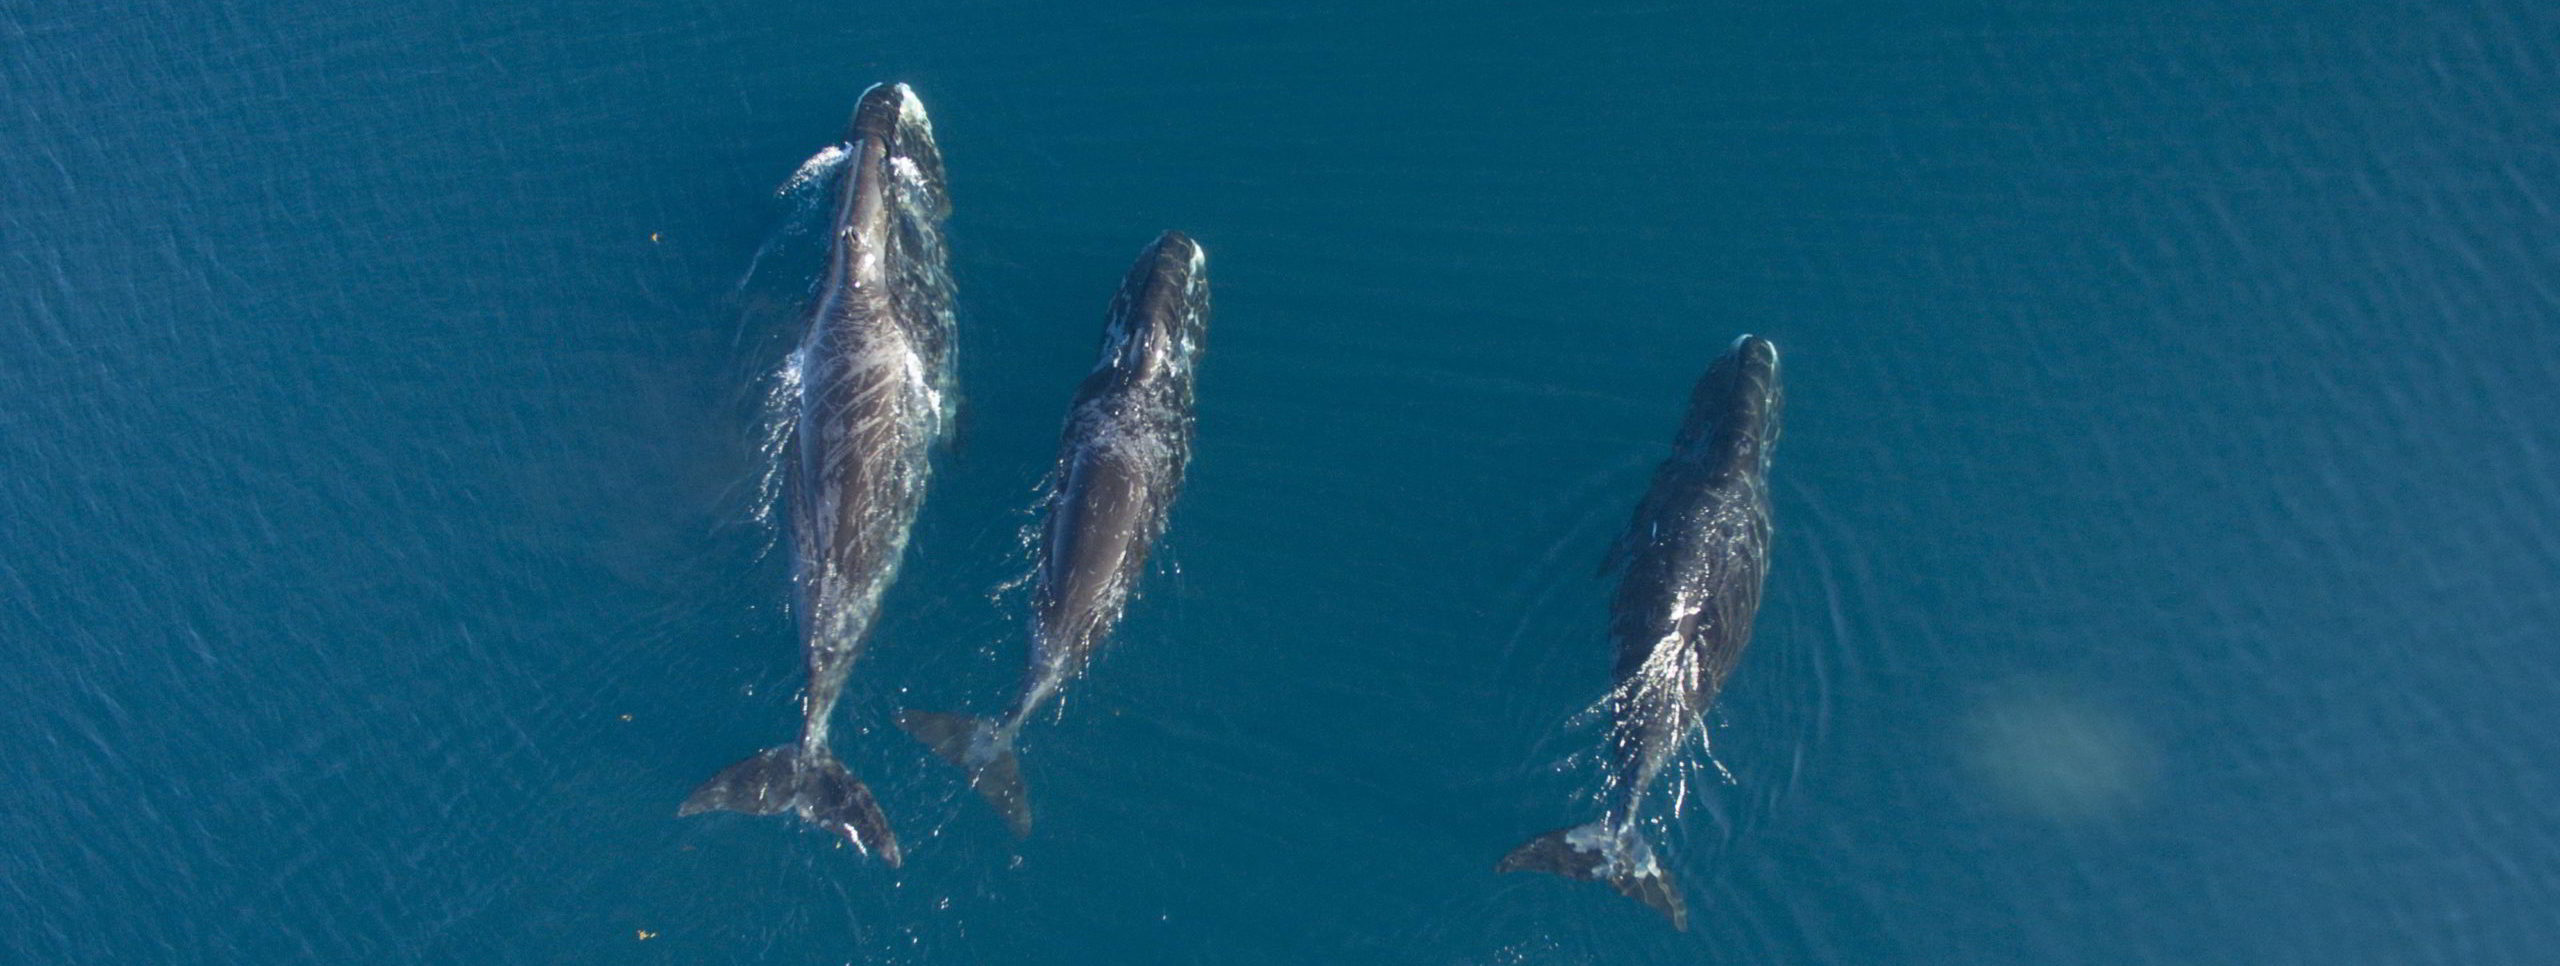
[1674, 334, 1781, 476]
[1101, 231, 1209, 381]
[847, 83, 948, 220]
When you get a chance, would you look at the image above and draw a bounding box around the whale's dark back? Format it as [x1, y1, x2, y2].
[1033, 231, 1208, 657]
[1608, 335, 1782, 698]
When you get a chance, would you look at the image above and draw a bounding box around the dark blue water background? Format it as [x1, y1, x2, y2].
[6, 1, 2556, 962]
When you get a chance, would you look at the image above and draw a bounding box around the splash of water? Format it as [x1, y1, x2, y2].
[734, 144, 852, 294]
[777, 143, 848, 199]
[746, 350, 802, 560]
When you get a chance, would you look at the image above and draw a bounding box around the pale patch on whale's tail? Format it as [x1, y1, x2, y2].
[680, 745, 903, 867]
[896, 710, 1031, 838]
[1497, 820, 1687, 930]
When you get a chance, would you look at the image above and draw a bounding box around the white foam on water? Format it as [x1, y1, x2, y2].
[777, 143, 849, 198]
[749, 351, 804, 545]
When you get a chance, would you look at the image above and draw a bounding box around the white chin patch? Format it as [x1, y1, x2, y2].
[894, 84, 931, 127]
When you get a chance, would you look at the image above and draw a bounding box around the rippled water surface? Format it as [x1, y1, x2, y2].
[6, 2, 2556, 963]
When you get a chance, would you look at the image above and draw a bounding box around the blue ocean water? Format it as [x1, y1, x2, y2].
[6, 1, 2557, 962]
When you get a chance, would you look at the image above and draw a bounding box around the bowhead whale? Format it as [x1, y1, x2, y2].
[900, 231, 1208, 837]
[680, 83, 956, 866]
[1500, 335, 1782, 929]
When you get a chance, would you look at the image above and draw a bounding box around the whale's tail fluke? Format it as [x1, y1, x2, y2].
[897, 710, 1031, 838]
[680, 745, 903, 867]
[1498, 820, 1687, 930]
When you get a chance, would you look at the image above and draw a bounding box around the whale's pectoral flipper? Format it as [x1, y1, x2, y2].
[944, 395, 973, 458]
[897, 710, 1031, 838]
[681, 745, 903, 867]
[1498, 822, 1688, 931]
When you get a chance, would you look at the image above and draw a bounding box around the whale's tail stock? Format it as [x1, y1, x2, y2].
[681, 744, 902, 867]
[896, 710, 1032, 838]
[1498, 819, 1687, 930]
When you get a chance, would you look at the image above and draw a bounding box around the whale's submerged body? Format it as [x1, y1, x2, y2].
[680, 83, 954, 866]
[900, 231, 1208, 837]
[1500, 334, 1782, 930]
